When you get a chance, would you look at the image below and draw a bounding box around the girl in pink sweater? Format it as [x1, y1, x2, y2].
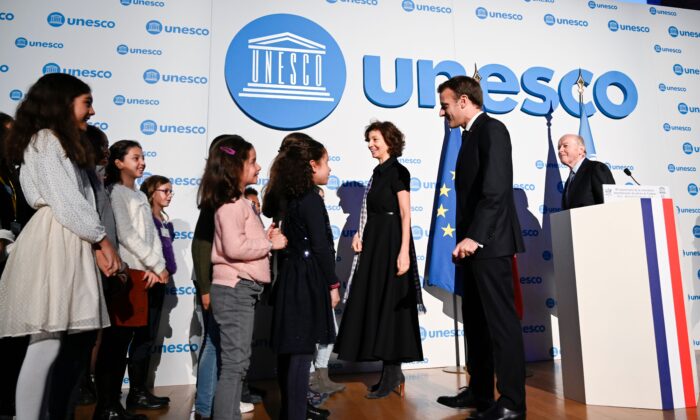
[198, 135, 286, 419]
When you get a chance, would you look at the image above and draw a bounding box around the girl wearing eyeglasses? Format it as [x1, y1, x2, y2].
[141, 175, 177, 278]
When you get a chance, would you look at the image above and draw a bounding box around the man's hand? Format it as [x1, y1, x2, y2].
[330, 288, 340, 308]
[452, 238, 480, 261]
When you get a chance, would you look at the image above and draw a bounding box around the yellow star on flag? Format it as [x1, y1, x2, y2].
[439, 183, 451, 197]
[450, 171, 455, 180]
[441, 223, 455, 237]
[436, 204, 448, 218]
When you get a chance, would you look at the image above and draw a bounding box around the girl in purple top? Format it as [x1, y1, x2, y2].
[141, 175, 177, 276]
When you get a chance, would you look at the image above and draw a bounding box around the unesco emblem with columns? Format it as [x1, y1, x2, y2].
[225, 14, 346, 130]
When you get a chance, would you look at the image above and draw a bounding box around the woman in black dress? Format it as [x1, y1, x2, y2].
[263, 133, 339, 420]
[335, 121, 424, 399]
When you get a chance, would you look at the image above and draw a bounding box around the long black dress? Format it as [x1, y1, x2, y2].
[335, 157, 423, 363]
[271, 190, 338, 355]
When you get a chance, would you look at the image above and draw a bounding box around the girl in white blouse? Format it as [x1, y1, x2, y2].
[0, 73, 120, 419]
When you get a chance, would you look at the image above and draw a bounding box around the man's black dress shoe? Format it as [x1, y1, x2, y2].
[467, 404, 526, 420]
[437, 387, 477, 408]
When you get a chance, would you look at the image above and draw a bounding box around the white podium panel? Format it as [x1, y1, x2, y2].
[552, 198, 698, 410]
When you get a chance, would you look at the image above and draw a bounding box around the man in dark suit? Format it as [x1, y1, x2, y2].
[558, 134, 615, 210]
[435, 76, 526, 420]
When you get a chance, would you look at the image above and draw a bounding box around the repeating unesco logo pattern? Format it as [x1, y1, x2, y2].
[326, 0, 378, 6]
[225, 14, 346, 130]
[145, 19, 209, 36]
[682, 142, 700, 155]
[663, 122, 691, 132]
[475, 7, 523, 21]
[608, 20, 650, 33]
[0, 11, 15, 20]
[543, 14, 588, 27]
[117, 44, 162, 56]
[668, 26, 700, 39]
[678, 102, 700, 115]
[9, 90, 22, 101]
[658, 83, 686, 93]
[588, 1, 617, 10]
[42, 62, 113, 78]
[143, 69, 207, 84]
[654, 44, 682, 54]
[120, 0, 166, 7]
[673, 64, 700, 76]
[140, 119, 206, 135]
[401, 0, 452, 14]
[15, 37, 63, 49]
[47, 12, 116, 29]
[113, 94, 160, 106]
[649, 7, 677, 17]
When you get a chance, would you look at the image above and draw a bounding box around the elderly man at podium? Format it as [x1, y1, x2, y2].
[558, 134, 615, 210]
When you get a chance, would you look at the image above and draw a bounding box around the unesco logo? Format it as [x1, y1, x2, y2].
[542, 250, 552, 261]
[693, 225, 700, 239]
[682, 142, 694, 155]
[669, 26, 679, 37]
[673, 64, 683, 75]
[114, 95, 126, 105]
[402, 0, 415, 11]
[225, 14, 346, 130]
[545, 298, 557, 309]
[668, 164, 676, 173]
[659, 83, 666, 92]
[588, 1, 595, 8]
[655, 44, 661, 52]
[47, 12, 65, 27]
[326, 175, 340, 190]
[412, 226, 423, 240]
[331, 225, 340, 240]
[608, 20, 619, 31]
[476, 7, 487, 19]
[544, 14, 555, 25]
[409, 177, 421, 192]
[0, 64, 8, 72]
[117, 44, 128, 55]
[678, 102, 688, 114]
[663, 123, 671, 131]
[144, 69, 160, 83]
[15, 37, 27, 48]
[141, 120, 157, 135]
[121, 0, 166, 6]
[146, 20, 162, 34]
[689, 183, 698, 196]
[9, 90, 22, 101]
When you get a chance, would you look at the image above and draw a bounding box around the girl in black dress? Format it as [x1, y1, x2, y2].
[335, 121, 425, 399]
[263, 133, 339, 420]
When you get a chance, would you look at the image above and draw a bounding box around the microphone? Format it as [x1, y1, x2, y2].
[624, 168, 640, 186]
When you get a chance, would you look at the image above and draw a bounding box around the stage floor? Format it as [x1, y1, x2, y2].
[76, 359, 700, 419]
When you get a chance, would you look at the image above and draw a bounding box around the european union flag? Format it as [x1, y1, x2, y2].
[425, 120, 462, 294]
[578, 94, 597, 159]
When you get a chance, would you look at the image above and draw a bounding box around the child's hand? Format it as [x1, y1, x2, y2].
[200, 293, 211, 311]
[143, 271, 160, 289]
[158, 270, 169, 284]
[96, 238, 121, 277]
[269, 228, 287, 250]
[351, 233, 362, 253]
[397, 250, 410, 276]
[330, 288, 340, 308]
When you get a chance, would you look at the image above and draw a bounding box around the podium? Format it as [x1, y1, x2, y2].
[551, 198, 698, 409]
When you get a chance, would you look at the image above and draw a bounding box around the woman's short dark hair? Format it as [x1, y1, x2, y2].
[364, 121, 406, 157]
[197, 134, 253, 210]
[6, 73, 93, 167]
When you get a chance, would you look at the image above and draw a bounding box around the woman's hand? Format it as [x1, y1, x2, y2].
[351, 232, 362, 253]
[396, 250, 410, 276]
[143, 271, 160, 289]
[95, 238, 121, 277]
[330, 288, 340, 308]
